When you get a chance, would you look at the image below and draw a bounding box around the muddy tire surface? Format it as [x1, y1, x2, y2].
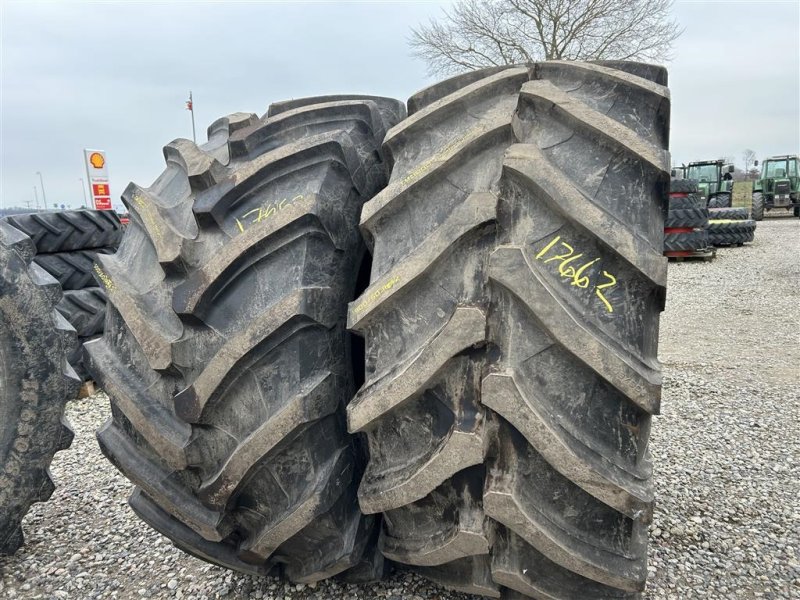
[0, 221, 78, 554]
[85, 97, 404, 582]
[348, 62, 669, 597]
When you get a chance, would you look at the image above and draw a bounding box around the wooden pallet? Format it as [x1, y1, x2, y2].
[664, 247, 716, 262]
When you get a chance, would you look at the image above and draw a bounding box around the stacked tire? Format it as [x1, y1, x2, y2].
[87, 61, 669, 599]
[707, 207, 756, 246]
[708, 192, 732, 208]
[709, 207, 748, 221]
[664, 179, 710, 254]
[1, 221, 79, 553]
[2, 210, 123, 380]
[708, 219, 757, 247]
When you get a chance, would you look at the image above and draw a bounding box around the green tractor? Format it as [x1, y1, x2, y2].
[751, 155, 800, 220]
[679, 159, 735, 207]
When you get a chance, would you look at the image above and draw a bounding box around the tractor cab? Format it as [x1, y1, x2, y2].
[753, 155, 800, 218]
[684, 159, 735, 207]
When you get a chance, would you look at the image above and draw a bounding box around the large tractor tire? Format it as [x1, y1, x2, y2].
[348, 62, 668, 597]
[0, 222, 78, 554]
[86, 97, 404, 581]
[2, 209, 123, 254]
[751, 192, 764, 221]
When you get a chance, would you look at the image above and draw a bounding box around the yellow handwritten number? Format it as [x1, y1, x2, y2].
[568, 257, 600, 288]
[535, 236, 561, 259]
[595, 271, 616, 313]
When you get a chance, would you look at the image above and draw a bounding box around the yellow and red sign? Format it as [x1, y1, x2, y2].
[89, 152, 105, 169]
[83, 149, 112, 211]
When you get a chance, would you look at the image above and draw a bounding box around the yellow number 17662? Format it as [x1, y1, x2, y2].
[534, 235, 617, 313]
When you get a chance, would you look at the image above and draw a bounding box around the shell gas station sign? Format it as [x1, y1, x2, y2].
[83, 149, 112, 210]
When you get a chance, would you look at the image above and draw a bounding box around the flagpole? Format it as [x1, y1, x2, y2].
[188, 91, 196, 143]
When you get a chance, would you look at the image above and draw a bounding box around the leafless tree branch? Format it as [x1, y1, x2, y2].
[410, 0, 682, 76]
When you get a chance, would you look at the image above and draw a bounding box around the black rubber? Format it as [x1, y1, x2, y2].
[406, 67, 515, 115]
[86, 97, 404, 582]
[708, 192, 732, 208]
[665, 208, 708, 228]
[668, 179, 699, 195]
[593, 61, 668, 85]
[751, 192, 764, 221]
[663, 230, 709, 252]
[707, 219, 756, 246]
[57, 288, 106, 382]
[708, 207, 748, 220]
[708, 230, 755, 246]
[348, 62, 669, 597]
[2, 210, 123, 254]
[0, 221, 78, 554]
[56, 288, 107, 338]
[667, 192, 703, 211]
[707, 219, 757, 234]
[33, 248, 115, 290]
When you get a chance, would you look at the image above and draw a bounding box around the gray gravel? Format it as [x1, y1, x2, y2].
[1, 218, 798, 599]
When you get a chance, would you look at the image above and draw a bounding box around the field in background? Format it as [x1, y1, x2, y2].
[732, 180, 753, 208]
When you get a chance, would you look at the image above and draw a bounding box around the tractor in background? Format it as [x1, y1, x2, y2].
[751, 155, 800, 220]
[682, 159, 736, 207]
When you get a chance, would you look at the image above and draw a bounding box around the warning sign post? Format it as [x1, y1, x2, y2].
[83, 149, 112, 210]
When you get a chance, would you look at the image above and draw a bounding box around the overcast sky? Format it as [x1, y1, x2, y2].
[1, 1, 798, 210]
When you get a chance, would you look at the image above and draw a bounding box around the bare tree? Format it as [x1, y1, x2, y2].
[742, 149, 757, 179]
[410, 0, 682, 76]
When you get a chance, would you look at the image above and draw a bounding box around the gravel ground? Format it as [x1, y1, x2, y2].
[1, 218, 798, 599]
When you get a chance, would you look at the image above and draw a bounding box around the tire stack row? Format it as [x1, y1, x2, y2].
[708, 207, 756, 247]
[1, 210, 123, 380]
[664, 179, 712, 257]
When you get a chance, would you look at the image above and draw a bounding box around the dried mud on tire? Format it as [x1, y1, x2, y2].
[348, 61, 669, 598]
[0, 221, 78, 554]
[86, 97, 404, 582]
